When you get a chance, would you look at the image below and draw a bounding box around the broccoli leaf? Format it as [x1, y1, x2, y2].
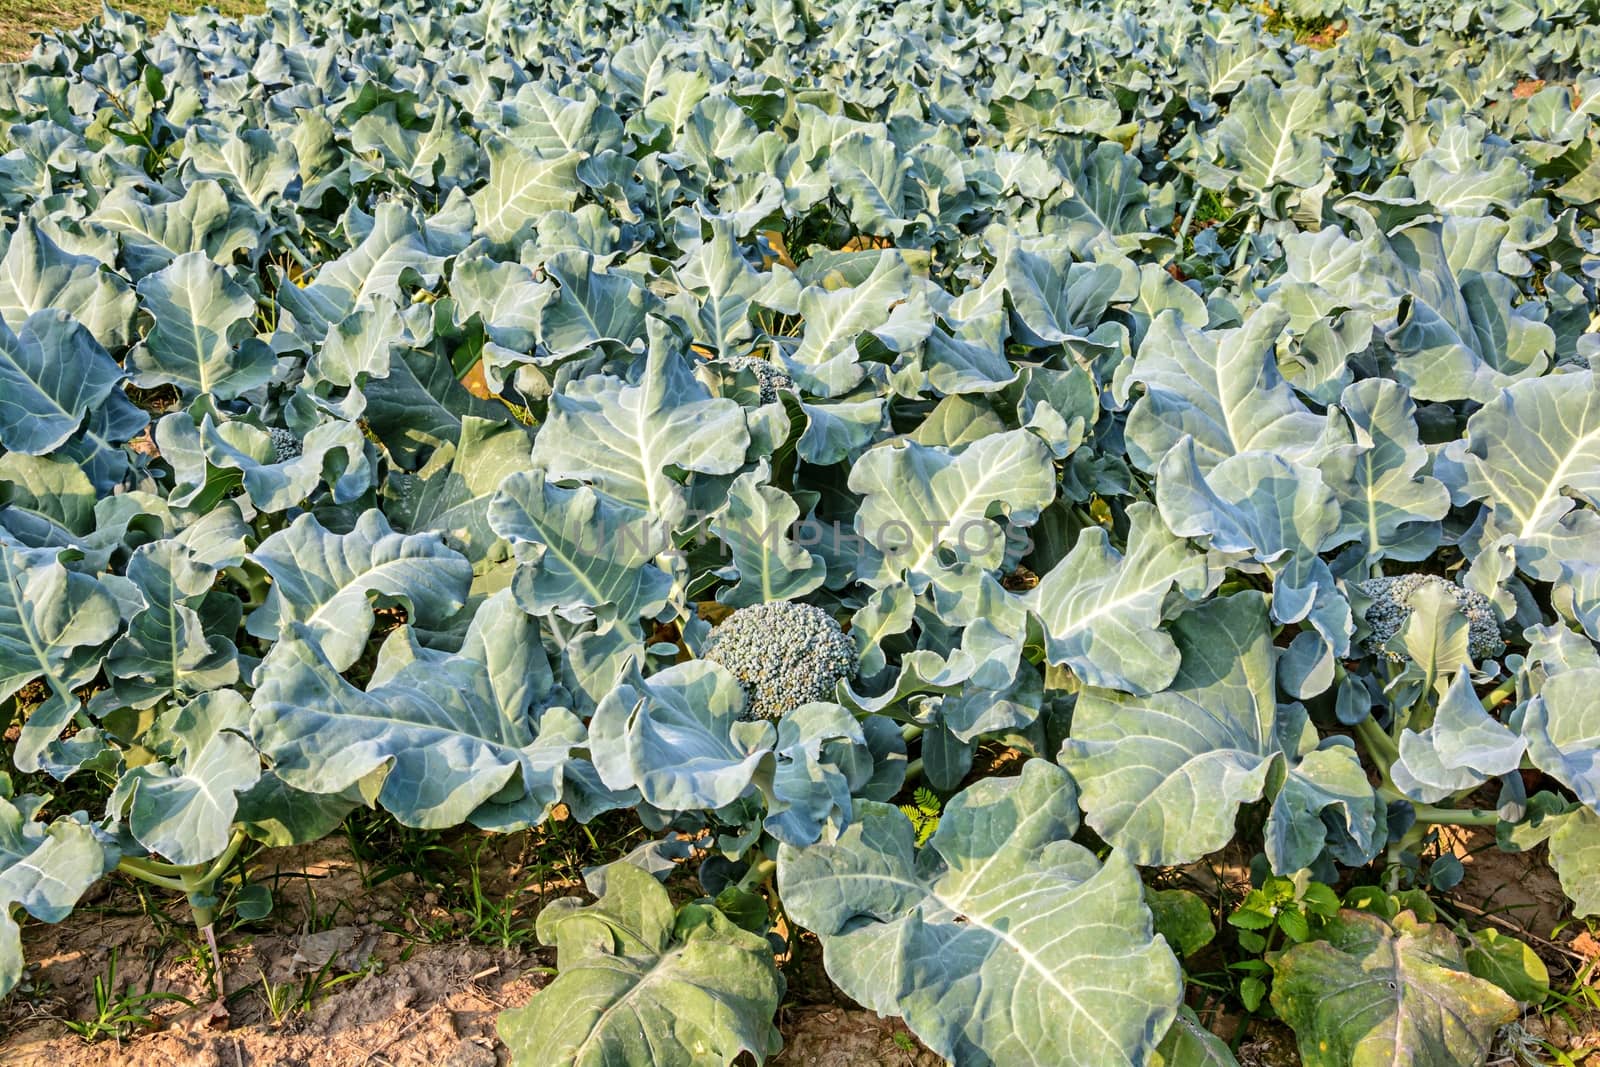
[778, 760, 1182, 1066]
[1269, 910, 1518, 1067]
[497, 860, 783, 1066]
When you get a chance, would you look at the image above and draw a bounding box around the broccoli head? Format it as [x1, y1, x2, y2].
[702, 601, 858, 720]
[724, 356, 794, 405]
[269, 426, 302, 463]
[1356, 574, 1504, 661]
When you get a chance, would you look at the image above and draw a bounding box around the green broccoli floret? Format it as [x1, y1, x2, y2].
[1356, 574, 1504, 661]
[702, 601, 858, 720]
[269, 426, 302, 462]
[724, 356, 794, 405]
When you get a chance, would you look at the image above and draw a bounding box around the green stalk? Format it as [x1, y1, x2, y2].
[276, 239, 314, 271]
[1405, 692, 1437, 735]
[1353, 716, 1401, 780]
[183, 830, 248, 930]
[1175, 189, 1202, 250]
[1413, 805, 1501, 828]
[1385, 821, 1426, 891]
[736, 857, 777, 893]
[115, 857, 190, 893]
[1378, 793, 1501, 828]
[904, 757, 924, 786]
[114, 830, 248, 931]
[1479, 677, 1517, 712]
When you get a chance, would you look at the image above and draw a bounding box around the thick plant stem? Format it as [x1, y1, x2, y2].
[1409, 801, 1501, 828]
[736, 858, 777, 893]
[186, 830, 249, 930]
[116, 857, 190, 893]
[113, 830, 247, 1000]
[1353, 716, 1401, 786]
[1376, 784, 1501, 827]
[1176, 189, 1202, 249]
[1480, 677, 1517, 712]
[114, 830, 248, 930]
[1386, 822, 1426, 891]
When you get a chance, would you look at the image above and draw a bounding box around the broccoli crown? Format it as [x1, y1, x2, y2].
[725, 356, 794, 405]
[702, 601, 858, 720]
[269, 426, 303, 463]
[1356, 574, 1504, 660]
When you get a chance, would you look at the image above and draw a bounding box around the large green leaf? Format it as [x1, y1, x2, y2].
[1124, 309, 1324, 473]
[0, 222, 136, 349]
[1000, 242, 1133, 350]
[1460, 369, 1600, 580]
[1519, 667, 1600, 811]
[708, 463, 825, 607]
[109, 690, 260, 866]
[180, 126, 299, 212]
[89, 179, 262, 279]
[1216, 77, 1331, 194]
[1269, 910, 1518, 1067]
[384, 415, 532, 570]
[1027, 502, 1212, 695]
[536, 251, 661, 358]
[672, 221, 772, 356]
[251, 593, 605, 829]
[1062, 592, 1374, 870]
[529, 323, 748, 525]
[497, 860, 783, 1066]
[827, 132, 911, 235]
[488, 470, 674, 634]
[785, 252, 923, 397]
[1384, 222, 1554, 404]
[1156, 444, 1353, 692]
[848, 429, 1056, 592]
[1060, 593, 1281, 864]
[0, 453, 97, 550]
[0, 310, 124, 456]
[247, 510, 473, 671]
[349, 103, 479, 190]
[130, 253, 276, 399]
[274, 202, 449, 341]
[498, 83, 624, 158]
[1392, 667, 1525, 803]
[471, 136, 583, 249]
[0, 545, 120, 773]
[1545, 806, 1600, 916]
[104, 540, 240, 707]
[778, 760, 1182, 1067]
[0, 790, 110, 996]
[589, 660, 767, 812]
[1411, 122, 1533, 218]
[1212, 77, 1330, 194]
[1318, 378, 1450, 567]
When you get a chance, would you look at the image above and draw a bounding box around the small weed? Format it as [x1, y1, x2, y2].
[58, 949, 193, 1044]
[898, 786, 943, 846]
[459, 839, 539, 951]
[256, 967, 297, 1027]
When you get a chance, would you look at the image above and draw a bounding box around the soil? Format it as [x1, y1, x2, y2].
[1437, 823, 1572, 938]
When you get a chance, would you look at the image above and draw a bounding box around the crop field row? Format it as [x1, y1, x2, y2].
[1, 0, 1599, 1064]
